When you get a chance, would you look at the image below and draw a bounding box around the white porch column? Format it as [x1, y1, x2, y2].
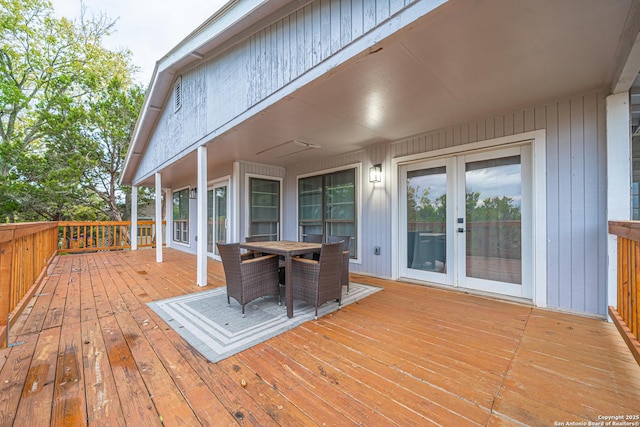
[131, 185, 138, 251]
[196, 145, 208, 286]
[155, 172, 163, 263]
[606, 92, 631, 318]
[165, 187, 172, 249]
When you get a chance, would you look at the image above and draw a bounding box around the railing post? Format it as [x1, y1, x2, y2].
[0, 226, 15, 330]
[608, 221, 640, 365]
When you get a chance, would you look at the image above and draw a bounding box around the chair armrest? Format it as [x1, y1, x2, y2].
[291, 257, 318, 265]
[241, 254, 278, 264]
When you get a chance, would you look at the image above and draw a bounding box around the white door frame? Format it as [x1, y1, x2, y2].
[391, 130, 547, 307]
[455, 145, 532, 299]
[207, 177, 230, 261]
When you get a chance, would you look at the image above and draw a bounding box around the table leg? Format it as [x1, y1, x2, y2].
[285, 254, 293, 318]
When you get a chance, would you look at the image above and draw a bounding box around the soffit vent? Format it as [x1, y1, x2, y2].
[174, 76, 182, 113]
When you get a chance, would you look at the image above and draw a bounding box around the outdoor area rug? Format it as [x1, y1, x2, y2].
[147, 282, 382, 363]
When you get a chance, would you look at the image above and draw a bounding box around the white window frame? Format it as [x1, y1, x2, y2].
[172, 186, 190, 246]
[244, 174, 283, 241]
[296, 162, 362, 264]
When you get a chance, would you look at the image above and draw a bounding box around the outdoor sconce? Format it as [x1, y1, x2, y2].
[369, 163, 382, 183]
[189, 187, 197, 199]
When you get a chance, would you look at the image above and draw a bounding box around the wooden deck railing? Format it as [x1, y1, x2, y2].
[58, 220, 165, 253]
[1, 220, 165, 346]
[0, 222, 59, 344]
[609, 221, 640, 365]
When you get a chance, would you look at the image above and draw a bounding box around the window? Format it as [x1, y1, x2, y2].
[173, 188, 189, 243]
[249, 177, 280, 240]
[299, 168, 356, 257]
[174, 75, 182, 112]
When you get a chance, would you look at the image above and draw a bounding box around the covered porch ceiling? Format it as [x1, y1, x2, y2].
[143, 0, 636, 187]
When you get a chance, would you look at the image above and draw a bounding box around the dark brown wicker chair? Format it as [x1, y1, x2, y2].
[303, 233, 323, 260]
[291, 241, 343, 319]
[328, 235, 351, 294]
[216, 242, 281, 317]
[304, 233, 323, 243]
[245, 235, 286, 284]
[243, 235, 270, 258]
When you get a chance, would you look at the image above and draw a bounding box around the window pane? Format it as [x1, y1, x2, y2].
[172, 189, 189, 243]
[298, 168, 357, 257]
[299, 176, 323, 221]
[250, 178, 280, 239]
[326, 169, 355, 220]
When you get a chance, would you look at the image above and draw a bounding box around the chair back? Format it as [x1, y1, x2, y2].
[328, 235, 351, 253]
[304, 233, 323, 243]
[216, 243, 242, 287]
[317, 241, 343, 286]
[245, 235, 270, 242]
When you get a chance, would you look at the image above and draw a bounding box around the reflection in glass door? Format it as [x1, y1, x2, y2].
[407, 167, 447, 272]
[400, 144, 531, 299]
[464, 156, 522, 284]
[207, 182, 228, 258]
[458, 146, 531, 298]
[401, 158, 453, 284]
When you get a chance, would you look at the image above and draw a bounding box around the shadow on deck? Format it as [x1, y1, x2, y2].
[0, 248, 638, 425]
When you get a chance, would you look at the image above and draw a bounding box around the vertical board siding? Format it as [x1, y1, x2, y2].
[136, 65, 208, 182]
[137, 0, 415, 181]
[389, 92, 607, 316]
[288, 91, 607, 316]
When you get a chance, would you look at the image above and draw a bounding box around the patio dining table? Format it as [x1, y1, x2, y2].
[239, 240, 322, 318]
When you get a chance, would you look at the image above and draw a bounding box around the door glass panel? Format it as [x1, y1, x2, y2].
[207, 189, 214, 253]
[215, 186, 227, 254]
[465, 156, 521, 284]
[207, 185, 228, 255]
[406, 166, 447, 272]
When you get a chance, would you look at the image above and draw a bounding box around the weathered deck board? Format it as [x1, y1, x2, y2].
[0, 248, 638, 426]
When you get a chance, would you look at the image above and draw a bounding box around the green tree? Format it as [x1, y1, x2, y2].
[0, 0, 142, 222]
[82, 79, 145, 221]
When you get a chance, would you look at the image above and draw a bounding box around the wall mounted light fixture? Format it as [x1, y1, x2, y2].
[369, 163, 382, 183]
[189, 187, 197, 199]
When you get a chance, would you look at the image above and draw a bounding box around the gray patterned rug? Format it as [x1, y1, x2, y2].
[147, 282, 382, 363]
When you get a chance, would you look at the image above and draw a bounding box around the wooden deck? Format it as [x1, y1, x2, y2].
[1, 248, 638, 426]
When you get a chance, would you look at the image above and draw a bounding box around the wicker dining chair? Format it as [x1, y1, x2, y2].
[216, 242, 281, 317]
[290, 241, 343, 319]
[243, 235, 270, 258]
[245, 235, 286, 284]
[328, 235, 351, 294]
[303, 233, 323, 260]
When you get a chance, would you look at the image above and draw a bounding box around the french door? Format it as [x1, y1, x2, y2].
[400, 145, 532, 299]
[207, 181, 229, 259]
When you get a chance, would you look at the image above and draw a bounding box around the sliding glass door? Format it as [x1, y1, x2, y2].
[207, 181, 228, 259]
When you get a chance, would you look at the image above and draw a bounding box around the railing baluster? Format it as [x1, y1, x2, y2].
[608, 221, 640, 365]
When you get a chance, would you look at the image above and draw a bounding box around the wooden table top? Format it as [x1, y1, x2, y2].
[239, 240, 322, 256]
